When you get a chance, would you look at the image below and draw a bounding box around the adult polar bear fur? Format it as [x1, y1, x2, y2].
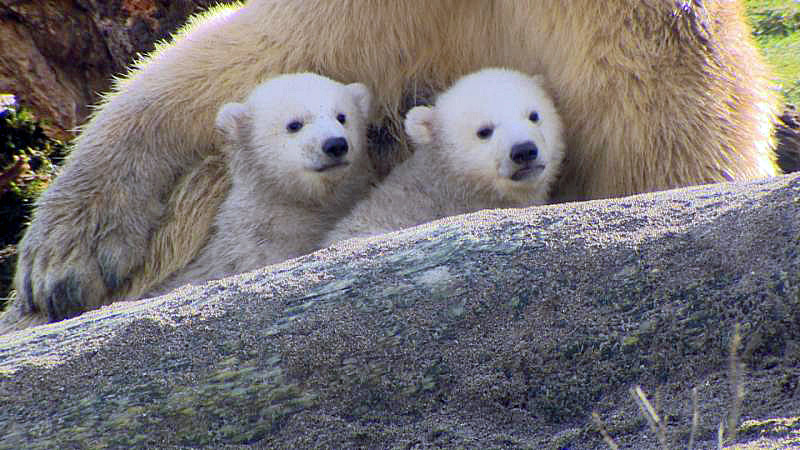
[3, 0, 780, 331]
[149, 73, 373, 296]
[325, 68, 563, 244]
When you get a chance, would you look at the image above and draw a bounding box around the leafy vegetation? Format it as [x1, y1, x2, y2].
[0, 95, 69, 308]
[746, 0, 800, 104]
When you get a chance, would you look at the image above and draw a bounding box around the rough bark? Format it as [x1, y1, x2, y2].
[0, 0, 237, 139]
[0, 173, 798, 449]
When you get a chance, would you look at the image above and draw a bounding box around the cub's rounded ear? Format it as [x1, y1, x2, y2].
[215, 102, 248, 139]
[404, 106, 434, 146]
[345, 82, 372, 118]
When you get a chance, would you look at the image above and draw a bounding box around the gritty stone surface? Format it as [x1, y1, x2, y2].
[0, 173, 799, 449]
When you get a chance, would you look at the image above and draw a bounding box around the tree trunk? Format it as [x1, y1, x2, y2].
[0, 0, 237, 139]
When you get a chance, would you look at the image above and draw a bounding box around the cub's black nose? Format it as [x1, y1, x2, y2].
[510, 141, 538, 164]
[322, 137, 349, 158]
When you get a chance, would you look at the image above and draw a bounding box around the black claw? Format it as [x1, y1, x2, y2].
[21, 271, 38, 314]
[46, 275, 85, 322]
[98, 251, 123, 293]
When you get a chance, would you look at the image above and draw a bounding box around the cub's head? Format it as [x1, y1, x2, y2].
[215, 73, 372, 200]
[405, 68, 564, 205]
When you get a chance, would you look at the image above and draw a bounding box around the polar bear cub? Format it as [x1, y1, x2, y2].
[324, 68, 564, 244]
[152, 73, 373, 294]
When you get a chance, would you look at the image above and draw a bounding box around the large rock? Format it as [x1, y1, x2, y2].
[1, 174, 799, 448]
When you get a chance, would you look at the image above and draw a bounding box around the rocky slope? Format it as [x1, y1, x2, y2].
[0, 173, 798, 448]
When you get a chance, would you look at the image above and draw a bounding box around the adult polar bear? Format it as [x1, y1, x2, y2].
[4, 0, 779, 329]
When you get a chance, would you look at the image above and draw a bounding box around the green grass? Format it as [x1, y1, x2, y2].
[745, 0, 800, 105]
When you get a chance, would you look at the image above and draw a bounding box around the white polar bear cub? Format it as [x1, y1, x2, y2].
[152, 73, 373, 294]
[324, 68, 564, 244]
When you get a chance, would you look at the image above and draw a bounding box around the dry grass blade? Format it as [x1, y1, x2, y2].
[591, 411, 619, 450]
[630, 386, 668, 450]
[688, 386, 699, 450]
[726, 323, 744, 444]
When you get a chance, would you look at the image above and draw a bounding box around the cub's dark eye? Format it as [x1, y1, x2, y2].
[286, 120, 303, 133]
[528, 111, 540, 123]
[476, 126, 494, 139]
[336, 113, 346, 124]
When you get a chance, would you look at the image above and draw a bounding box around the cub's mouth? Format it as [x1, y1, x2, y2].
[510, 163, 545, 181]
[313, 160, 350, 172]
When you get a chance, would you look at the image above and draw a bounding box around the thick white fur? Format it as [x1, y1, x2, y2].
[5, 0, 778, 329]
[150, 73, 373, 294]
[324, 68, 564, 243]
